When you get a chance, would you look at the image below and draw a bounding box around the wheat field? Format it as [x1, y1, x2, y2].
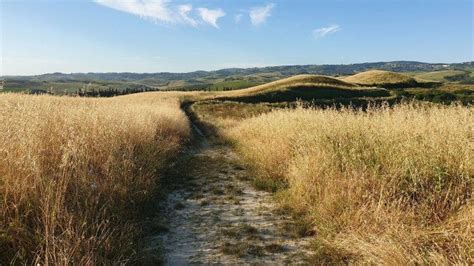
[226, 103, 473, 264]
[0, 93, 191, 264]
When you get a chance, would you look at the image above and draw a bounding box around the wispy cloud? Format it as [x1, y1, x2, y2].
[313, 24, 341, 39]
[234, 13, 243, 24]
[249, 3, 275, 26]
[94, 0, 225, 28]
[94, 0, 174, 23]
[178, 4, 198, 27]
[197, 8, 226, 28]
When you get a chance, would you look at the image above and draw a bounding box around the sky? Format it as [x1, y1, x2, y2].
[1, 0, 473, 75]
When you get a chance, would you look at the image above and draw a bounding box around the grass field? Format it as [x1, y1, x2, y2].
[412, 70, 473, 83]
[209, 102, 472, 264]
[390, 83, 474, 104]
[188, 75, 473, 263]
[0, 93, 191, 264]
[1, 71, 473, 264]
[207, 80, 260, 91]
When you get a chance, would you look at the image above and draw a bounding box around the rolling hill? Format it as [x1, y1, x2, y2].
[2, 61, 472, 93]
[216, 74, 390, 103]
[413, 70, 473, 83]
[343, 70, 420, 88]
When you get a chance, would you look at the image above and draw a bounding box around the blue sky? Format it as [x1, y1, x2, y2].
[1, 0, 472, 75]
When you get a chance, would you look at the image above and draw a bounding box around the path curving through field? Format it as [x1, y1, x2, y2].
[145, 118, 313, 264]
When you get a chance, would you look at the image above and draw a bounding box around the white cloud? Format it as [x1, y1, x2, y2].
[94, 0, 225, 28]
[313, 24, 341, 39]
[94, 0, 174, 23]
[249, 3, 275, 26]
[198, 8, 226, 28]
[178, 4, 197, 27]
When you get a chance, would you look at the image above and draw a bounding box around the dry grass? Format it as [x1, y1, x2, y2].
[437, 83, 474, 93]
[200, 74, 392, 104]
[225, 102, 473, 264]
[220, 74, 357, 97]
[414, 70, 467, 82]
[344, 70, 418, 87]
[0, 93, 191, 264]
[191, 101, 280, 131]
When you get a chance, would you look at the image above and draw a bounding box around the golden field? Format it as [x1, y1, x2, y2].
[0, 93, 191, 264]
[224, 103, 473, 264]
[1, 82, 472, 264]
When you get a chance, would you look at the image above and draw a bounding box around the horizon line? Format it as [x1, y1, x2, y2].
[1, 60, 472, 77]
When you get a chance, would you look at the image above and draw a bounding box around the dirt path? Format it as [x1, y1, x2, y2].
[145, 127, 312, 264]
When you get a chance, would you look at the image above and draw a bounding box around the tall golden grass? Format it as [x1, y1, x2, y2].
[0, 93, 190, 264]
[226, 103, 473, 264]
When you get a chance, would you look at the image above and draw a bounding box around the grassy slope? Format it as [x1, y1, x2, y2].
[343, 70, 421, 87]
[188, 75, 473, 263]
[208, 80, 260, 91]
[413, 70, 467, 82]
[193, 100, 473, 264]
[211, 74, 391, 103]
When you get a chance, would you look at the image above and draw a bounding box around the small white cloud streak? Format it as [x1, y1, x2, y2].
[249, 3, 275, 26]
[313, 24, 341, 39]
[198, 8, 226, 28]
[94, 0, 174, 23]
[94, 0, 225, 28]
[178, 4, 198, 27]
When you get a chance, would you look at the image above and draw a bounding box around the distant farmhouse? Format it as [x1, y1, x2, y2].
[0, 80, 4, 90]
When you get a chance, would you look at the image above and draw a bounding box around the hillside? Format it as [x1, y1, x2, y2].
[343, 70, 420, 87]
[413, 70, 473, 83]
[225, 74, 357, 95]
[216, 74, 390, 103]
[2, 61, 472, 93]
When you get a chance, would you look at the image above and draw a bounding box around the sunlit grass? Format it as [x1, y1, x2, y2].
[0, 93, 191, 264]
[225, 102, 472, 264]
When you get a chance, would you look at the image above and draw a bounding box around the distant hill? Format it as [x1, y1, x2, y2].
[217, 74, 390, 103]
[343, 70, 419, 88]
[2, 61, 472, 93]
[227, 74, 357, 96]
[413, 70, 472, 83]
[4, 61, 472, 81]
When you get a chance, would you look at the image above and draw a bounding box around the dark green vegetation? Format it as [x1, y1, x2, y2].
[2, 61, 472, 95]
[395, 85, 474, 104]
[220, 86, 391, 104]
